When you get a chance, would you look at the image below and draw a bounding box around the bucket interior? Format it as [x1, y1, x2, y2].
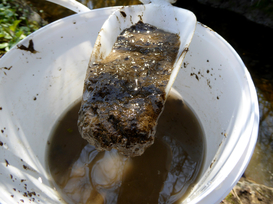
[0, 7, 258, 204]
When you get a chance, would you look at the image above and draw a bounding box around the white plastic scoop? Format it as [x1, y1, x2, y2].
[90, 0, 197, 98]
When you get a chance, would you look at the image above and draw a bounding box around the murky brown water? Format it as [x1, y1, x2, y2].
[47, 90, 205, 204]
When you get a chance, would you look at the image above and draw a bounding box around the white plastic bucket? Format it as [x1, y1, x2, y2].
[0, 5, 259, 204]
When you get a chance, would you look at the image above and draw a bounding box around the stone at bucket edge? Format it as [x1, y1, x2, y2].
[221, 177, 273, 204]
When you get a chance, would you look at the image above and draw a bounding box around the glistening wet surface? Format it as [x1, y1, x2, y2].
[78, 21, 180, 157]
[46, 90, 205, 204]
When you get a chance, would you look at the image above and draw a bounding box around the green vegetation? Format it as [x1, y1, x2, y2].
[0, 0, 40, 55]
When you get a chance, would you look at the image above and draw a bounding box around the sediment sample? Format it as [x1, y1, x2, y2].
[78, 21, 180, 157]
